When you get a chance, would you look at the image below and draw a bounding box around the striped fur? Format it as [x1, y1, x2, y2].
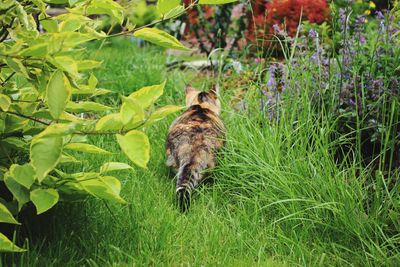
[166, 85, 225, 212]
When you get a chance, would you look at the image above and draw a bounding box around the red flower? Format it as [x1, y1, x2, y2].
[247, 0, 330, 46]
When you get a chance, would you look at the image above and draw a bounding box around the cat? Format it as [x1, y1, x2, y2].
[166, 84, 225, 212]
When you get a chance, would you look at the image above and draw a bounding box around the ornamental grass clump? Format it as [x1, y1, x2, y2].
[259, 6, 399, 174]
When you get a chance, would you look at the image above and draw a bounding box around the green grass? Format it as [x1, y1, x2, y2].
[6, 37, 400, 266]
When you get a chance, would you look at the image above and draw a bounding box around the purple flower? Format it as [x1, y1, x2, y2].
[267, 64, 277, 91]
[272, 24, 287, 37]
[354, 15, 366, 32]
[309, 29, 318, 38]
[261, 89, 267, 95]
[359, 35, 366, 44]
[348, 99, 356, 106]
[339, 8, 349, 32]
[375, 11, 384, 20]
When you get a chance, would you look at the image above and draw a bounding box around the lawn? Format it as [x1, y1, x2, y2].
[5, 37, 398, 266]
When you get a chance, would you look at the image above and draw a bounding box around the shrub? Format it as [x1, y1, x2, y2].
[246, 0, 330, 48]
[0, 0, 226, 253]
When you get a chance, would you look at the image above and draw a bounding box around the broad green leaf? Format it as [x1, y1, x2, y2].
[68, 0, 124, 25]
[101, 176, 122, 197]
[100, 162, 133, 173]
[66, 101, 112, 112]
[79, 175, 125, 203]
[48, 56, 78, 77]
[64, 143, 111, 154]
[47, 32, 97, 52]
[199, 0, 237, 4]
[32, 0, 46, 12]
[38, 123, 78, 138]
[163, 5, 185, 20]
[59, 153, 81, 163]
[76, 60, 103, 71]
[4, 174, 30, 210]
[71, 87, 112, 96]
[15, 3, 29, 29]
[133, 28, 191, 51]
[88, 74, 98, 90]
[30, 189, 59, 214]
[120, 96, 145, 125]
[19, 43, 48, 57]
[9, 164, 35, 189]
[158, 0, 180, 14]
[30, 136, 63, 182]
[0, 94, 11, 111]
[0, 0, 15, 10]
[0, 202, 19, 224]
[68, 0, 82, 6]
[128, 81, 165, 108]
[147, 105, 183, 124]
[59, 16, 85, 32]
[5, 57, 30, 78]
[95, 113, 124, 131]
[1, 137, 27, 149]
[40, 18, 58, 32]
[0, 233, 25, 253]
[46, 70, 72, 119]
[116, 130, 150, 168]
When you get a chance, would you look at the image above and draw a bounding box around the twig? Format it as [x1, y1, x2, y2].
[107, 0, 199, 38]
[1, 72, 16, 86]
[5, 111, 51, 126]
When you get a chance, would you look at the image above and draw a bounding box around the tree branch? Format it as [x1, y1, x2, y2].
[5, 111, 51, 126]
[107, 0, 199, 38]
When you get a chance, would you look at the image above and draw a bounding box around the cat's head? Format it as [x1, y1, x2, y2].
[185, 84, 221, 115]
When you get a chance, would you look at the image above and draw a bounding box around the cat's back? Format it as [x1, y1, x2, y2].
[167, 104, 224, 143]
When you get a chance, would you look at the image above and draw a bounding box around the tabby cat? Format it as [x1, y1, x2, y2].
[166, 85, 225, 212]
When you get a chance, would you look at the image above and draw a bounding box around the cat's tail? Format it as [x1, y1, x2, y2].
[176, 161, 202, 212]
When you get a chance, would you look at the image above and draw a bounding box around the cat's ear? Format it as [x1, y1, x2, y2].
[209, 84, 220, 97]
[185, 84, 196, 95]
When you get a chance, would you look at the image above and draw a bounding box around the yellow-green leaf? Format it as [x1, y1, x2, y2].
[88, 74, 98, 90]
[0, 233, 25, 252]
[5, 57, 30, 78]
[120, 96, 145, 125]
[76, 60, 103, 71]
[147, 105, 183, 124]
[38, 123, 78, 138]
[163, 5, 185, 20]
[64, 143, 111, 154]
[0, 94, 11, 111]
[9, 164, 35, 189]
[0, 202, 19, 225]
[66, 101, 112, 112]
[95, 113, 124, 131]
[19, 43, 48, 57]
[30, 188, 59, 214]
[128, 81, 165, 108]
[79, 175, 125, 203]
[30, 136, 63, 182]
[133, 28, 191, 51]
[116, 130, 150, 168]
[100, 162, 133, 173]
[48, 56, 78, 77]
[46, 70, 72, 119]
[157, 0, 180, 14]
[4, 174, 30, 210]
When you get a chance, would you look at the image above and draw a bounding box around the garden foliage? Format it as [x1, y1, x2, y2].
[261, 4, 399, 173]
[0, 0, 233, 252]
